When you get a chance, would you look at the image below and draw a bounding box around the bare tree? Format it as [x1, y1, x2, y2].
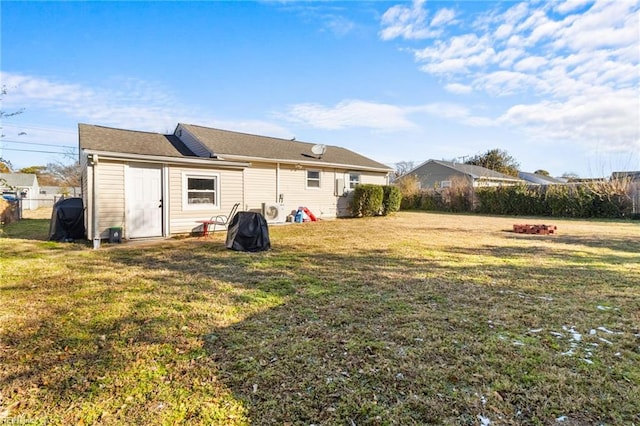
[0, 159, 12, 173]
[394, 161, 416, 177]
[44, 160, 81, 188]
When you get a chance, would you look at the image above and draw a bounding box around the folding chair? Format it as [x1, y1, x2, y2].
[205, 202, 240, 236]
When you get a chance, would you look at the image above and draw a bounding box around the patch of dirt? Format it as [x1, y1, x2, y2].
[22, 207, 53, 219]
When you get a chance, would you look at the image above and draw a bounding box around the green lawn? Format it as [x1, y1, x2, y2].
[1, 212, 639, 425]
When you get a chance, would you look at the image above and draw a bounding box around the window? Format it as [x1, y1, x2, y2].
[440, 180, 452, 188]
[349, 173, 361, 189]
[183, 173, 219, 209]
[306, 170, 320, 188]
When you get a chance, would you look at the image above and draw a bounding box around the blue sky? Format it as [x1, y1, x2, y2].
[1, 0, 638, 177]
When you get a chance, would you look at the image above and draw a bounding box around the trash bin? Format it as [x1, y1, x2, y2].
[109, 227, 122, 243]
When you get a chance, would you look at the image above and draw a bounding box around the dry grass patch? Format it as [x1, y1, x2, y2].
[1, 212, 639, 425]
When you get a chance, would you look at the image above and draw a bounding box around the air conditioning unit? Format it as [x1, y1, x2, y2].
[262, 203, 287, 223]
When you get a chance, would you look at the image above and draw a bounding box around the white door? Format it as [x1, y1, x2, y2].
[127, 165, 163, 238]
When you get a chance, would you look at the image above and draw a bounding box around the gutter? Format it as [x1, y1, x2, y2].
[216, 154, 392, 173]
[82, 149, 251, 169]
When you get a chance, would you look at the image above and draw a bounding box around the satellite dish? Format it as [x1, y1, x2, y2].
[311, 144, 327, 158]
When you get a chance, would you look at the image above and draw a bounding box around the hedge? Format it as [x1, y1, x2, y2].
[350, 184, 401, 217]
[399, 182, 636, 219]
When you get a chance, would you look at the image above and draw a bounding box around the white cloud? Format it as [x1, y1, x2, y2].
[444, 83, 473, 94]
[430, 8, 456, 27]
[494, 23, 514, 39]
[379, 0, 453, 40]
[281, 100, 417, 130]
[499, 87, 640, 152]
[280, 99, 495, 130]
[475, 71, 544, 96]
[555, 0, 593, 14]
[553, 1, 640, 51]
[381, 0, 640, 152]
[0, 71, 293, 140]
[322, 14, 356, 37]
[0, 72, 183, 132]
[414, 34, 496, 74]
[514, 56, 548, 72]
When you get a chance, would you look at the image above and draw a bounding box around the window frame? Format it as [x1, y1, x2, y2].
[348, 172, 361, 190]
[182, 172, 220, 211]
[306, 169, 321, 189]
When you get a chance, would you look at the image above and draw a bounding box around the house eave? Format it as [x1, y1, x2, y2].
[475, 176, 524, 182]
[81, 149, 251, 169]
[217, 154, 392, 173]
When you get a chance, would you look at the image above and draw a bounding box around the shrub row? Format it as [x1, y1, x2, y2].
[400, 185, 473, 213]
[400, 182, 637, 219]
[475, 183, 634, 218]
[350, 184, 401, 217]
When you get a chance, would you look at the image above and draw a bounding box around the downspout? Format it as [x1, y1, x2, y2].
[91, 154, 101, 249]
[276, 162, 280, 203]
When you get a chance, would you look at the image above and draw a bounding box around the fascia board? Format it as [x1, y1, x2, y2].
[82, 149, 250, 169]
[217, 154, 392, 173]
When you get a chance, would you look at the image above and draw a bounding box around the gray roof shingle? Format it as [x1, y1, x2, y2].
[0, 173, 38, 187]
[179, 123, 391, 171]
[79, 124, 196, 158]
[79, 123, 392, 172]
[518, 171, 565, 184]
[431, 160, 521, 181]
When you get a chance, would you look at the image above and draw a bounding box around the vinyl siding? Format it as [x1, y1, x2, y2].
[174, 124, 210, 158]
[243, 163, 278, 211]
[412, 163, 471, 189]
[255, 165, 388, 219]
[168, 165, 244, 234]
[96, 160, 126, 238]
[83, 155, 389, 240]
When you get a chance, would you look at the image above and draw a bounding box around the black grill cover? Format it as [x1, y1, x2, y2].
[225, 211, 270, 252]
[49, 197, 86, 242]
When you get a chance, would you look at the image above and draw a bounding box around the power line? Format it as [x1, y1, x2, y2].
[0, 147, 76, 155]
[0, 139, 77, 150]
[0, 122, 77, 135]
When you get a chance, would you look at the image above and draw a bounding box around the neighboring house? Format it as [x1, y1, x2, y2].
[518, 171, 565, 185]
[39, 186, 82, 208]
[79, 123, 392, 244]
[403, 160, 523, 189]
[0, 173, 40, 210]
[611, 171, 640, 181]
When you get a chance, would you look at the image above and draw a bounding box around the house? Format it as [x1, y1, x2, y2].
[611, 171, 640, 181]
[39, 186, 82, 208]
[403, 160, 523, 189]
[79, 123, 392, 245]
[518, 171, 565, 185]
[0, 173, 40, 210]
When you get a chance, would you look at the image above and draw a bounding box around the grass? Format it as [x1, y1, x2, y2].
[1, 211, 639, 425]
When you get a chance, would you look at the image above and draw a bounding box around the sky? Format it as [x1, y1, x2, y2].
[1, 0, 638, 178]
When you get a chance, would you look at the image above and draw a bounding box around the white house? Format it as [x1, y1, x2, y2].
[79, 123, 392, 245]
[0, 173, 40, 210]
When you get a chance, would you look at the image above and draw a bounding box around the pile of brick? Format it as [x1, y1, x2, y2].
[513, 224, 557, 235]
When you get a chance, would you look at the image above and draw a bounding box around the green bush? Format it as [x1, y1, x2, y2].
[405, 181, 635, 219]
[476, 182, 633, 218]
[382, 185, 402, 215]
[350, 184, 384, 217]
